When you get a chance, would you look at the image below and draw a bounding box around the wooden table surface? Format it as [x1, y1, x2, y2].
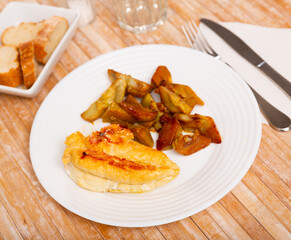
[0, 0, 290, 239]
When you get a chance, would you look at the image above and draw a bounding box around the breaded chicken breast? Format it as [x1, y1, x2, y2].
[62, 124, 180, 193]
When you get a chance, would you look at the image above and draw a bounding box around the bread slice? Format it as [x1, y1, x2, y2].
[34, 16, 68, 64]
[0, 46, 22, 87]
[1, 22, 40, 47]
[18, 41, 38, 89]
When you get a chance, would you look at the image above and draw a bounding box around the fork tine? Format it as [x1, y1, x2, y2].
[181, 25, 193, 48]
[191, 20, 218, 56]
[182, 24, 201, 51]
[182, 20, 219, 58]
[187, 21, 208, 53]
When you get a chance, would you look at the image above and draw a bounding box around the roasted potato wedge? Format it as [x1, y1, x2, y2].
[107, 69, 153, 97]
[159, 86, 192, 114]
[81, 78, 127, 122]
[119, 101, 158, 122]
[156, 116, 181, 151]
[129, 125, 154, 147]
[173, 131, 211, 155]
[151, 66, 172, 87]
[101, 102, 136, 124]
[180, 114, 222, 143]
[166, 83, 204, 108]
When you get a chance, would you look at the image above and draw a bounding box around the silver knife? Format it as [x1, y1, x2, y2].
[200, 18, 291, 98]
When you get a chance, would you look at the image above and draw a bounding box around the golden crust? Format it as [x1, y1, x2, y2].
[0, 46, 22, 87]
[0, 65, 22, 87]
[34, 16, 68, 64]
[62, 125, 180, 192]
[1, 22, 39, 47]
[18, 41, 37, 88]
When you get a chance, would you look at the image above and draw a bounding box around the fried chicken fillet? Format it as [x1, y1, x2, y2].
[62, 124, 180, 193]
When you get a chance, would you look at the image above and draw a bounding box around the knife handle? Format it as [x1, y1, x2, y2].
[258, 62, 291, 98]
[249, 85, 291, 131]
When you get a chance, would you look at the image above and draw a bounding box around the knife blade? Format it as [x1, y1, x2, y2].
[200, 18, 291, 98]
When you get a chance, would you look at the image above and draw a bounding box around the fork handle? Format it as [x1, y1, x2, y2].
[248, 85, 291, 131]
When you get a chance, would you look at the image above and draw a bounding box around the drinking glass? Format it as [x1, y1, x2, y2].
[66, 0, 96, 27]
[112, 0, 167, 33]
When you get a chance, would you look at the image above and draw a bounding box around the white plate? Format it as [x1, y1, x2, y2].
[0, 2, 80, 97]
[30, 44, 261, 227]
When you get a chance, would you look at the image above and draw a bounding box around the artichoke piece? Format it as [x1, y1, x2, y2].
[159, 86, 192, 114]
[156, 116, 181, 151]
[125, 94, 139, 104]
[166, 83, 204, 108]
[119, 101, 158, 122]
[127, 77, 154, 98]
[138, 120, 155, 128]
[107, 69, 153, 98]
[173, 130, 211, 155]
[101, 102, 136, 124]
[181, 114, 222, 143]
[81, 78, 127, 122]
[141, 93, 166, 131]
[141, 93, 155, 108]
[174, 113, 193, 123]
[129, 125, 154, 147]
[153, 111, 163, 131]
[107, 69, 124, 82]
[104, 117, 133, 128]
[156, 102, 168, 113]
[151, 66, 172, 87]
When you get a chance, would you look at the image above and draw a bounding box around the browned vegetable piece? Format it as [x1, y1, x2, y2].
[156, 102, 168, 113]
[152, 111, 163, 131]
[141, 93, 168, 131]
[129, 125, 154, 147]
[151, 66, 172, 87]
[141, 93, 155, 108]
[173, 131, 211, 155]
[107, 69, 153, 98]
[159, 86, 192, 114]
[138, 120, 155, 128]
[127, 77, 154, 98]
[107, 69, 124, 82]
[125, 94, 139, 104]
[101, 102, 136, 124]
[104, 117, 133, 128]
[181, 114, 222, 143]
[166, 83, 204, 108]
[141, 93, 163, 130]
[81, 78, 127, 122]
[119, 101, 158, 122]
[174, 113, 193, 122]
[156, 116, 181, 151]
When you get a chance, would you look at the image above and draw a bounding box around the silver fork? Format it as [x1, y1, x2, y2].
[182, 20, 291, 132]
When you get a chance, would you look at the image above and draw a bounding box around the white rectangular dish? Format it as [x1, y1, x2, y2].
[0, 2, 80, 97]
